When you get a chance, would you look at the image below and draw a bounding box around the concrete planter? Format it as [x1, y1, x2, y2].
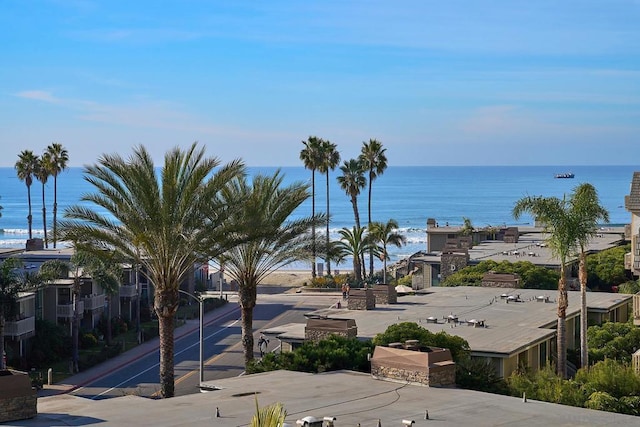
[0, 369, 37, 423]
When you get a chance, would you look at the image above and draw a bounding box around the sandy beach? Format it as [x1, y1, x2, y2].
[258, 270, 314, 287]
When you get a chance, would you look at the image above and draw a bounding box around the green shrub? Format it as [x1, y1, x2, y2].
[456, 359, 509, 395]
[372, 322, 470, 362]
[28, 319, 71, 366]
[247, 335, 374, 374]
[80, 332, 98, 349]
[396, 275, 412, 287]
[587, 320, 640, 364]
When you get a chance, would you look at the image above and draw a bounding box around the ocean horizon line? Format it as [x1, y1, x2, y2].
[2, 164, 639, 171]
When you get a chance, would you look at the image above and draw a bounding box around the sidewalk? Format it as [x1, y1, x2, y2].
[38, 299, 241, 397]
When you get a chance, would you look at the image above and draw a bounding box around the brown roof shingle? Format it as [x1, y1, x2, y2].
[625, 171, 640, 211]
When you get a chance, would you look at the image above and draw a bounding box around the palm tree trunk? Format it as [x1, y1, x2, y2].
[238, 283, 257, 365]
[351, 196, 361, 229]
[27, 185, 33, 240]
[158, 312, 175, 398]
[350, 196, 363, 279]
[383, 245, 388, 283]
[579, 250, 588, 369]
[53, 175, 58, 248]
[353, 256, 362, 284]
[156, 288, 178, 398]
[326, 172, 331, 276]
[556, 273, 568, 378]
[311, 171, 316, 278]
[41, 183, 48, 248]
[368, 177, 373, 279]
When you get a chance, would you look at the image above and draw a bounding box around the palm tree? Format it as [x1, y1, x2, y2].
[34, 154, 52, 248]
[15, 150, 39, 240]
[300, 137, 324, 278]
[570, 183, 609, 369]
[369, 219, 407, 283]
[337, 159, 366, 229]
[218, 171, 323, 366]
[460, 217, 475, 247]
[58, 143, 244, 398]
[318, 139, 340, 276]
[359, 139, 387, 279]
[250, 398, 287, 427]
[45, 142, 69, 248]
[513, 195, 578, 378]
[337, 159, 366, 276]
[333, 226, 377, 285]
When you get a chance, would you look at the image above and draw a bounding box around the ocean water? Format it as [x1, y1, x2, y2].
[0, 165, 637, 269]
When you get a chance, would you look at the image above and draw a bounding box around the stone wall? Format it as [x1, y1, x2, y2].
[370, 346, 456, 387]
[503, 227, 519, 243]
[348, 288, 376, 310]
[0, 370, 37, 423]
[372, 284, 397, 305]
[305, 318, 357, 343]
[440, 251, 469, 280]
[481, 273, 521, 288]
[371, 365, 429, 385]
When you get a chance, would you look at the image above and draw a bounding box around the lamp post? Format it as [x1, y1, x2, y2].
[178, 289, 218, 385]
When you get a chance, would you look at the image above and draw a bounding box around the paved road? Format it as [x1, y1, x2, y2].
[57, 290, 338, 400]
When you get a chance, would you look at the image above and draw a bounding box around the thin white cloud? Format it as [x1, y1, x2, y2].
[15, 90, 59, 103]
[66, 28, 203, 43]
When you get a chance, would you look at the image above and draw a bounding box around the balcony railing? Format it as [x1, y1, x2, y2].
[4, 316, 35, 337]
[57, 301, 85, 318]
[119, 284, 137, 298]
[82, 294, 106, 311]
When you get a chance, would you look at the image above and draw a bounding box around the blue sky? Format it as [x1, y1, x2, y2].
[1, 1, 639, 167]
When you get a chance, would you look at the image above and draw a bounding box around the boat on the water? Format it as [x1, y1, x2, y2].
[554, 172, 575, 179]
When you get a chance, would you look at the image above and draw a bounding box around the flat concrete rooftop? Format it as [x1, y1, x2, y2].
[271, 286, 631, 357]
[416, 227, 625, 268]
[21, 370, 639, 426]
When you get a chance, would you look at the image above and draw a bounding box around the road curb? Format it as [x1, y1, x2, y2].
[41, 302, 240, 397]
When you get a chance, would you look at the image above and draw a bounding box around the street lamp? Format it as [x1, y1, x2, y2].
[178, 289, 218, 385]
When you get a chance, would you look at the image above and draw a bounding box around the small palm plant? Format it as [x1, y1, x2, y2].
[249, 396, 287, 427]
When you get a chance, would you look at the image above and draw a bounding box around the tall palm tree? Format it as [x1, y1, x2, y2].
[34, 154, 52, 248]
[318, 139, 340, 276]
[45, 142, 69, 248]
[58, 143, 244, 398]
[337, 159, 366, 229]
[300, 137, 324, 278]
[359, 140, 387, 279]
[218, 171, 323, 366]
[15, 150, 39, 240]
[513, 195, 578, 378]
[369, 219, 407, 283]
[570, 183, 609, 369]
[337, 159, 366, 275]
[333, 226, 377, 285]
